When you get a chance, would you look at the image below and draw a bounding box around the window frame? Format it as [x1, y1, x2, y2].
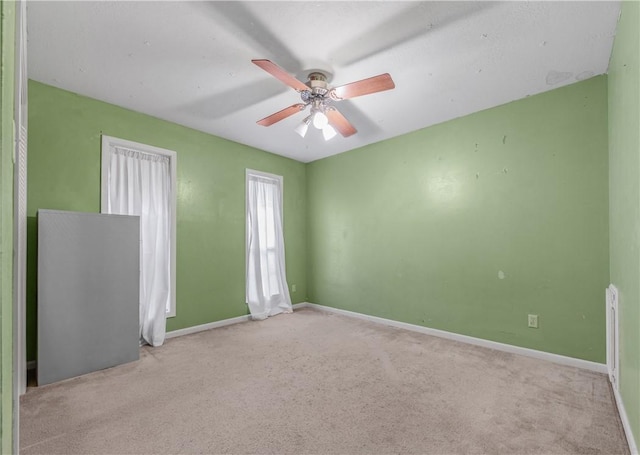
[101, 135, 177, 318]
[245, 168, 284, 220]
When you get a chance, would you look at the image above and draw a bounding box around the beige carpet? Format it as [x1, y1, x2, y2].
[21, 307, 629, 454]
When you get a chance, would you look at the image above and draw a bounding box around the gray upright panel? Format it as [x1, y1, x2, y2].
[38, 210, 140, 385]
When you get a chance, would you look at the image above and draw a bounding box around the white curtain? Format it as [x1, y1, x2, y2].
[107, 146, 171, 346]
[246, 173, 292, 320]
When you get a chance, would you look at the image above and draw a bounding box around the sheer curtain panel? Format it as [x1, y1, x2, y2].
[107, 147, 171, 346]
[246, 171, 292, 320]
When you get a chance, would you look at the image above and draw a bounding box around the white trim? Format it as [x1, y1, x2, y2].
[245, 169, 284, 224]
[245, 168, 284, 221]
[612, 383, 639, 455]
[166, 314, 252, 339]
[165, 304, 309, 339]
[303, 302, 607, 374]
[300, 302, 630, 453]
[606, 284, 620, 389]
[126, 299, 610, 375]
[245, 168, 284, 185]
[101, 135, 177, 318]
[41, 299, 635, 454]
[13, 2, 28, 451]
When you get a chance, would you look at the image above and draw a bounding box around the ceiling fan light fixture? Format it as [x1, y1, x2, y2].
[313, 111, 328, 129]
[295, 115, 312, 138]
[322, 124, 337, 141]
[252, 59, 395, 142]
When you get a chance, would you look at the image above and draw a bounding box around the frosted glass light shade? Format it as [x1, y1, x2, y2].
[322, 125, 337, 141]
[313, 111, 329, 129]
[294, 121, 309, 138]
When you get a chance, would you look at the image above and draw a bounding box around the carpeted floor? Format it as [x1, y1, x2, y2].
[21, 307, 629, 454]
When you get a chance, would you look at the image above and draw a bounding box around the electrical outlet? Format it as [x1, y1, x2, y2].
[292, 284, 297, 293]
[528, 314, 539, 328]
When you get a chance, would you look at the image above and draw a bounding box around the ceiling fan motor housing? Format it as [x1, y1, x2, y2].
[307, 72, 329, 97]
[301, 74, 329, 105]
[307, 72, 327, 85]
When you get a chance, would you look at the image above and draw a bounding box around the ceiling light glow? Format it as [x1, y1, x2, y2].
[313, 111, 328, 129]
[294, 116, 311, 138]
[322, 125, 337, 141]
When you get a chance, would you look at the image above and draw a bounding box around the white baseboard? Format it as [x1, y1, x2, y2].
[29, 301, 632, 452]
[165, 314, 252, 339]
[165, 303, 310, 339]
[302, 302, 607, 374]
[25, 312, 269, 372]
[302, 302, 632, 453]
[612, 383, 639, 454]
[33, 301, 605, 377]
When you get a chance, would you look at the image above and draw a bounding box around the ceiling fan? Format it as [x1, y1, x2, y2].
[252, 59, 395, 141]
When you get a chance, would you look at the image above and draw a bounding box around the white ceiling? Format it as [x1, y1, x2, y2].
[27, 1, 621, 163]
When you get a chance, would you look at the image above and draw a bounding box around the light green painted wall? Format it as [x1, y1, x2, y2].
[26, 80, 307, 361]
[0, 0, 14, 452]
[609, 0, 640, 447]
[308, 76, 609, 363]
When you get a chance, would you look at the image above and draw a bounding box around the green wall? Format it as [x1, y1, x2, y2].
[0, 0, 14, 452]
[16, 5, 640, 453]
[27, 59, 614, 386]
[26, 80, 307, 361]
[609, 0, 640, 447]
[308, 76, 609, 363]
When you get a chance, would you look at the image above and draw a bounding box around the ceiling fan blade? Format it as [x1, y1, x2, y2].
[257, 103, 306, 126]
[331, 73, 395, 100]
[326, 107, 357, 137]
[252, 59, 309, 92]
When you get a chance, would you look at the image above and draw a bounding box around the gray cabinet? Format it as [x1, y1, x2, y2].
[38, 210, 140, 386]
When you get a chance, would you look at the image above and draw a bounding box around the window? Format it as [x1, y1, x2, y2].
[245, 169, 292, 320]
[101, 136, 177, 345]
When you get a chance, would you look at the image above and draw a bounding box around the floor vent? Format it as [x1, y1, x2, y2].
[606, 284, 619, 390]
